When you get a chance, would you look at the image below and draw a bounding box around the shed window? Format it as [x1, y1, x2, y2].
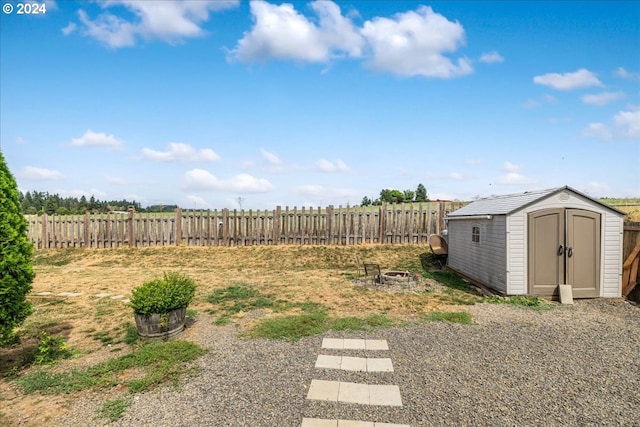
[472, 226, 480, 243]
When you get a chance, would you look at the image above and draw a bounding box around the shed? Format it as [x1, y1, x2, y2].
[446, 186, 625, 298]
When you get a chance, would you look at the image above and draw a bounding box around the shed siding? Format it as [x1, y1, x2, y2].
[506, 214, 526, 294]
[448, 187, 623, 298]
[448, 216, 507, 293]
[602, 213, 623, 297]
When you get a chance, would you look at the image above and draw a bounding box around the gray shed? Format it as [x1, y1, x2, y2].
[446, 186, 625, 298]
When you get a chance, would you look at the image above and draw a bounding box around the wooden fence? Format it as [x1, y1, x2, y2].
[25, 202, 463, 249]
[623, 223, 640, 301]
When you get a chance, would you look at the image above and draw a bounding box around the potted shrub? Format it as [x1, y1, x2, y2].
[130, 272, 196, 339]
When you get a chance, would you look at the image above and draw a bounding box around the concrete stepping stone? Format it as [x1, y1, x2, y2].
[58, 292, 83, 297]
[301, 419, 410, 427]
[110, 295, 125, 299]
[322, 338, 388, 351]
[315, 355, 394, 372]
[94, 293, 111, 298]
[33, 292, 54, 296]
[307, 380, 402, 406]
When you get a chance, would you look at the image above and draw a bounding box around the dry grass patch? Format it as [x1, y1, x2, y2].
[1, 244, 479, 427]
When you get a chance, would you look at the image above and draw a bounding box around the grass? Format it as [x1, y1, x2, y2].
[484, 295, 552, 311]
[246, 310, 402, 341]
[423, 311, 473, 324]
[97, 397, 132, 423]
[17, 340, 206, 395]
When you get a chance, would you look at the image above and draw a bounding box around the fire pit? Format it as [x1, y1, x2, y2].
[381, 271, 415, 285]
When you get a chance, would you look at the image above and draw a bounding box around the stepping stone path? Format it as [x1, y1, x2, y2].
[32, 291, 129, 303]
[302, 338, 410, 427]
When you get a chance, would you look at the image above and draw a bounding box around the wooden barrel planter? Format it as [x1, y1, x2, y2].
[134, 306, 187, 339]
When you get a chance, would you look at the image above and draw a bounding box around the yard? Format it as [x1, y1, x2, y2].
[1, 245, 639, 426]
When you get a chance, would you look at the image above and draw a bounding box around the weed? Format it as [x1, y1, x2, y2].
[17, 340, 206, 395]
[123, 324, 138, 345]
[97, 396, 132, 422]
[92, 331, 115, 345]
[423, 311, 473, 324]
[485, 295, 550, 310]
[34, 332, 71, 365]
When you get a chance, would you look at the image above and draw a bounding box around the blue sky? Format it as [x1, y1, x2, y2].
[1, 1, 639, 209]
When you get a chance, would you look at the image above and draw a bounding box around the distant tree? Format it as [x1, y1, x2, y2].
[415, 183, 428, 202]
[44, 197, 57, 215]
[0, 152, 34, 344]
[403, 190, 415, 202]
[379, 189, 405, 204]
[360, 196, 372, 207]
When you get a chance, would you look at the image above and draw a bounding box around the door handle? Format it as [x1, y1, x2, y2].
[558, 245, 564, 256]
[567, 247, 573, 258]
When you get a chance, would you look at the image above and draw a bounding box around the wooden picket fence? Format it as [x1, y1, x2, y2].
[25, 202, 463, 249]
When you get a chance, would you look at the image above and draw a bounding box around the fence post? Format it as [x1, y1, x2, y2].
[175, 208, 182, 246]
[326, 205, 333, 245]
[42, 214, 48, 249]
[274, 206, 281, 245]
[438, 202, 445, 235]
[222, 208, 229, 246]
[378, 203, 386, 244]
[128, 209, 135, 247]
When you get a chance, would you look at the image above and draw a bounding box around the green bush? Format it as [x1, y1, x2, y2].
[0, 153, 34, 344]
[129, 272, 196, 315]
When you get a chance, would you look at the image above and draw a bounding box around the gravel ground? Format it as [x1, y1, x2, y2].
[55, 299, 640, 427]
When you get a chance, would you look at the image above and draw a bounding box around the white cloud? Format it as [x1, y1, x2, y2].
[184, 194, 209, 208]
[44, 1, 58, 11]
[581, 91, 625, 106]
[613, 109, 640, 139]
[182, 169, 273, 193]
[479, 51, 503, 64]
[615, 67, 640, 80]
[76, 0, 238, 48]
[141, 142, 220, 162]
[316, 158, 351, 173]
[260, 148, 282, 166]
[502, 161, 522, 173]
[497, 173, 536, 185]
[231, 3, 471, 79]
[581, 122, 613, 141]
[581, 107, 640, 141]
[230, 0, 363, 63]
[62, 22, 77, 36]
[70, 129, 124, 149]
[19, 166, 65, 181]
[533, 69, 603, 91]
[16, 136, 26, 144]
[425, 171, 466, 181]
[361, 6, 471, 78]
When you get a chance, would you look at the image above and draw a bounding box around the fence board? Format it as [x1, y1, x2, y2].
[25, 202, 465, 249]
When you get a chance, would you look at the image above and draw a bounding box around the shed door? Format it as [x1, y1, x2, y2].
[528, 209, 565, 296]
[566, 210, 600, 298]
[528, 209, 601, 297]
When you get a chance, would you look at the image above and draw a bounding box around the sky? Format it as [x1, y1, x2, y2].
[1, 1, 639, 210]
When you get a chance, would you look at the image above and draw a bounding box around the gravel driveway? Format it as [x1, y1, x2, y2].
[58, 299, 640, 427]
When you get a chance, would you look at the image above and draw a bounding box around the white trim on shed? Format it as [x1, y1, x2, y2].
[446, 186, 624, 297]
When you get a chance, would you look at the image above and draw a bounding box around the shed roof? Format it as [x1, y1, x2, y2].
[447, 186, 624, 217]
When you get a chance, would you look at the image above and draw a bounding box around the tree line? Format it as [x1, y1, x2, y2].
[361, 183, 429, 206]
[18, 191, 177, 215]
